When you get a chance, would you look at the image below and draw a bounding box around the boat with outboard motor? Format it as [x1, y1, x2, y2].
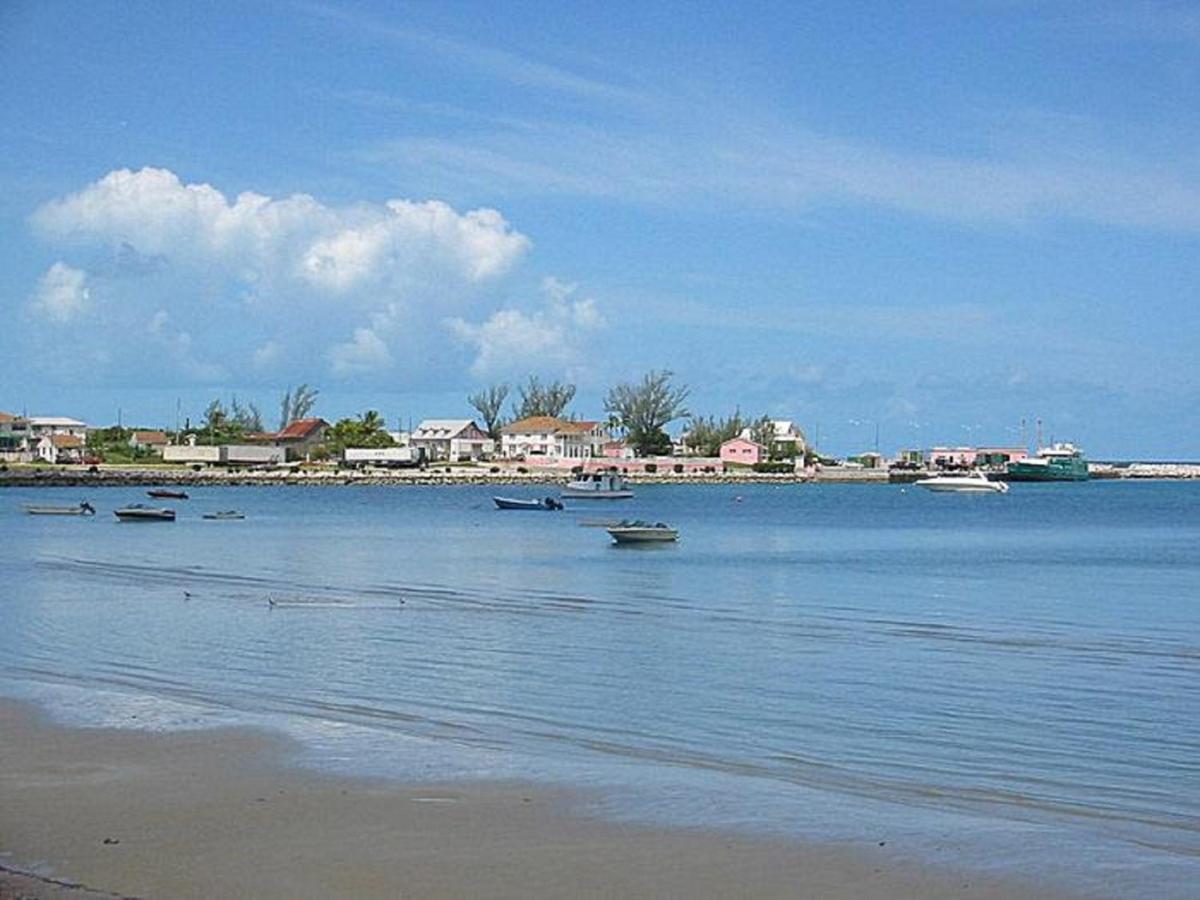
[562, 470, 633, 499]
[493, 496, 564, 510]
[914, 471, 1009, 494]
[147, 489, 189, 499]
[202, 510, 245, 520]
[24, 501, 96, 516]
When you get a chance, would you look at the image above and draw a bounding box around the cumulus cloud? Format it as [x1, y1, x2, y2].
[327, 327, 394, 377]
[27, 167, 538, 384]
[31, 262, 90, 322]
[447, 276, 604, 375]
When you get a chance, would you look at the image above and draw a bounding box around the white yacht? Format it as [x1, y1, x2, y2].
[914, 471, 1009, 494]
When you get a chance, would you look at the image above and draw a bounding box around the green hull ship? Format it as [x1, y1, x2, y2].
[1004, 443, 1090, 482]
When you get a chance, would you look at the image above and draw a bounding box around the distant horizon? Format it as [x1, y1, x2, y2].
[3, 3, 1197, 460]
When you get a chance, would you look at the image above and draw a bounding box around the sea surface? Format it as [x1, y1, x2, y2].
[2, 481, 1198, 895]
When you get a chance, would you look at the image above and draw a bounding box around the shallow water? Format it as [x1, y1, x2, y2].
[2, 481, 1198, 895]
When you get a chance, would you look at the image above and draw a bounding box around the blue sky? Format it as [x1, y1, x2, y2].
[2, 1, 1198, 456]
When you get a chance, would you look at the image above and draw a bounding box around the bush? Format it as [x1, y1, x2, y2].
[644, 463, 657, 473]
[490, 466, 499, 473]
[752, 461, 794, 474]
[516, 466, 527, 474]
[673, 463, 684, 474]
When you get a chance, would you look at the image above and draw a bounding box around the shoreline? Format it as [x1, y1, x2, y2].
[2, 462, 1198, 489]
[0, 697, 1075, 900]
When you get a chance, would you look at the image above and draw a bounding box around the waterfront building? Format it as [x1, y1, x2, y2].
[27, 416, 89, 441]
[500, 417, 608, 460]
[720, 437, 766, 466]
[274, 417, 329, 461]
[411, 419, 494, 462]
[129, 430, 169, 456]
[35, 433, 85, 464]
[0, 412, 31, 460]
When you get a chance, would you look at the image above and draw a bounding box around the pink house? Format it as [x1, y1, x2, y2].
[720, 437, 765, 466]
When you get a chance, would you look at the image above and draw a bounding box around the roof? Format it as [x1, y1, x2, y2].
[412, 419, 478, 439]
[29, 416, 87, 428]
[501, 416, 602, 435]
[132, 430, 169, 444]
[0, 411, 15, 424]
[721, 436, 765, 450]
[276, 418, 328, 440]
[49, 434, 84, 449]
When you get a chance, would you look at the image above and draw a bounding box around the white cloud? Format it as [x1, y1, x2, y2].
[146, 310, 227, 382]
[327, 327, 394, 377]
[447, 277, 604, 375]
[31, 262, 89, 322]
[252, 340, 284, 370]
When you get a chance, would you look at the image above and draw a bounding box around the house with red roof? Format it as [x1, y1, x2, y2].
[274, 417, 329, 460]
[129, 430, 170, 456]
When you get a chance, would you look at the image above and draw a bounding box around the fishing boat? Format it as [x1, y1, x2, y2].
[24, 501, 96, 516]
[114, 504, 175, 522]
[1004, 443, 1090, 482]
[606, 520, 679, 543]
[493, 496, 564, 510]
[147, 488, 189, 499]
[202, 510, 245, 520]
[561, 470, 634, 499]
[914, 471, 1008, 494]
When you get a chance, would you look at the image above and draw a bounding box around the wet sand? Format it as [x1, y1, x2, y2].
[0, 698, 1074, 900]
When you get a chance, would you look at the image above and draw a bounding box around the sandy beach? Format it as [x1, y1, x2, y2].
[0, 698, 1074, 900]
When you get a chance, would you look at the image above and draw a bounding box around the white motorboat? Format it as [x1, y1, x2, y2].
[24, 501, 96, 516]
[493, 496, 563, 510]
[914, 471, 1008, 494]
[562, 470, 633, 499]
[114, 504, 176, 521]
[606, 520, 679, 543]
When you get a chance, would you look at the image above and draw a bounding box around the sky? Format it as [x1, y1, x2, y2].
[2, 0, 1198, 457]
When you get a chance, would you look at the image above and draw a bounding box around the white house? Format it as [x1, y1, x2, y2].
[738, 420, 807, 458]
[410, 420, 494, 461]
[500, 417, 608, 460]
[27, 416, 89, 440]
[35, 433, 85, 464]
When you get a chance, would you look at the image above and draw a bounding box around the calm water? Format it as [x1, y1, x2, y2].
[2, 481, 1198, 895]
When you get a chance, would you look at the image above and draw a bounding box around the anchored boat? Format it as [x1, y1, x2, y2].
[606, 520, 679, 543]
[114, 504, 176, 522]
[24, 501, 96, 516]
[493, 496, 564, 510]
[914, 471, 1008, 494]
[562, 470, 633, 499]
[1005, 443, 1089, 482]
[147, 488, 189, 499]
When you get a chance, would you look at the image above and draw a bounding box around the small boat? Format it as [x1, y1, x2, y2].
[562, 470, 634, 499]
[606, 520, 679, 543]
[493, 496, 563, 511]
[147, 489, 189, 499]
[114, 504, 176, 521]
[1004, 443, 1090, 482]
[24, 501, 96, 516]
[914, 471, 1009, 494]
[202, 510, 245, 520]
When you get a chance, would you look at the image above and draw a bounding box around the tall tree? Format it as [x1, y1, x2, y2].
[326, 410, 394, 452]
[279, 383, 319, 429]
[604, 370, 690, 457]
[684, 410, 745, 457]
[512, 376, 575, 420]
[468, 384, 510, 439]
[230, 396, 263, 433]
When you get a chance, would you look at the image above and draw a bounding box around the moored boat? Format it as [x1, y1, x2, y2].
[1004, 443, 1090, 482]
[147, 488, 189, 499]
[562, 470, 633, 499]
[115, 504, 175, 522]
[606, 520, 679, 543]
[493, 496, 564, 510]
[914, 471, 1008, 494]
[202, 510, 245, 520]
[24, 501, 96, 516]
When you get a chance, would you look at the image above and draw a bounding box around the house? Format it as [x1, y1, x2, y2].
[27, 416, 89, 441]
[274, 417, 329, 461]
[36, 433, 85, 464]
[737, 420, 807, 458]
[410, 420, 493, 461]
[0, 412, 31, 460]
[720, 437, 766, 466]
[602, 440, 636, 460]
[500, 417, 608, 460]
[129, 430, 170, 456]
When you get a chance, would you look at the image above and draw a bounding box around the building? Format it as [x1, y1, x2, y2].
[27, 417, 89, 440]
[737, 420, 807, 458]
[500, 417, 608, 460]
[274, 417, 329, 461]
[720, 437, 766, 466]
[129, 430, 170, 456]
[410, 420, 493, 461]
[0, 412, 31, 460]
[35, 433, 85, 464]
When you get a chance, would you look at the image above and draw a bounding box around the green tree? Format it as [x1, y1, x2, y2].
[326, 410, 394, 453]
[684, 411, 745, 457]
[468, 384, 510, 439]
[604, 370, 690, 457]
[512, 376, 575, 420]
